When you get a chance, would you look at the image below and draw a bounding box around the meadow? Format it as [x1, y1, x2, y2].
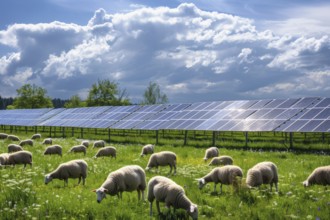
[0, 131, 329, 220]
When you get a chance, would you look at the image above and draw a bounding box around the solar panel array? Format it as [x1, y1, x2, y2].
[0, 97, 329, 132]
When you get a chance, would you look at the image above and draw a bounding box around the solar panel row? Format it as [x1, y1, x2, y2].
[0, 97, 329, 132]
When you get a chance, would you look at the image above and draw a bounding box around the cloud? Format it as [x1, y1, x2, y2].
[0, 3, 329, 103]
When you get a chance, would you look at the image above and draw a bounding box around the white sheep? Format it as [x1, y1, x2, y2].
[42, 138, 52, 145]
[81, 140, 90, 148]
[19, 139, 34, 147]
[68, 145, 87, 156]
[208, 156, 233, 166]
[197, 165, 243, 194]
[44, 145, 62, 156]
[45, 159, 88, 186]
[148, 176, 198, 219]
[140, 144, 155, 157]
[7, 135, 20, 142]
[145, 151, 177, 175]
[93, 165, 146, 203]
[93, 140, 105, 148]
[246, 161, 278, 192]
[31, 133, 41, 140]
[0, 153, 9, 165]
[7, 151, 33, 168]
[203, 147, 219, 161]
[8, 144, 23, 153]
[94, 146, 116, 159]
[0, 133, 8, 139]
[303, 165, 330, 187]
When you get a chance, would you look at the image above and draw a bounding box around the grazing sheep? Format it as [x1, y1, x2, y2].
[42, 138, 52, 145]
[45, 159, 88, 186]
[44, 145, 62, 156]
[140, 144, 155, 157]
[0, 133, 8, 139]
[246, 161, 278, 192]
[7, 151, 33, 168]
[93, 140, 105, 148]
[145, 151, 177, 175]
[68, 145, 87, 156]
[197, 165, 243, 194]
[93, 165, 146, 203]
[94, 146, 116, 159]
[203, 147, 219, 161]
[81, 140, 89, 148]
[208, 156, 233, 166]
[0, 153, 9, 165]
[8, 144, 23, 153]
[303, 165, 330, 187]
[7, 135, 20, 142]
[19, 139, 34, 147]
[31, 133, 41, 140]
[148, 176, 198, 219]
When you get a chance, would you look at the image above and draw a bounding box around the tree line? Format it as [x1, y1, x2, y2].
[0, 80, 168, 109]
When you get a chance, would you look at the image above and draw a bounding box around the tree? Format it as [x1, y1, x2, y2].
[64, 95, 86, 108]
[13, 84, 53, 109]
[86, 79, 130, 106]
[141, 82, 168, 105]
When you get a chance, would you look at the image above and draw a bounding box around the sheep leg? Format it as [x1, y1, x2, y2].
[168, 165, 172, 176]
[156, 200, 161, 214]
[149, 201, 153, 216]
[141, 190, 145, 201]
[173, 164, 176, 175]
[82, 177, 85, 186]
[78, 176, 81, 185]
[275, 182, 278, 192]
[64, 179, 68, 187]
[220, 183, 223, 194]
[137, 190, 141, 200]
[213, 183, 217, 193]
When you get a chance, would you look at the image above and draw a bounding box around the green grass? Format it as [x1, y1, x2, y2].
[0, 133, 329, 220]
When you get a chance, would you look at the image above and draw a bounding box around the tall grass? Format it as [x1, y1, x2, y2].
[0, 133, 329, 219]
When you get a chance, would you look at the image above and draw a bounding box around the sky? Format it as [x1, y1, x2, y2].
[0, 0, 329, 104]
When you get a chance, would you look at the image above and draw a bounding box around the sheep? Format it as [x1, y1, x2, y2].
[7, 135, 20, 142]
[93, 165, 146, 203]
[94, 146, 116, 159]
[246, 161, 278, 192]
[303, 165, 330, 187]
[145, 151, 177, 176]
[0, 133, 8, 139]
[19, 139, 34, 147]
[93, 140, 105, 148]
[31, 133, 41, 140]
[7, 151, 33, 168]
[45, 159, 88, 186]
[8, 144, 23, 153]
[44, 145, 62, 156]
[140, 144, 155, 157]
[203, 146, 219, 161]
[42, 138, 52, 145]
[0, 153, 9, 165]
[197, 165, 243, 194]
[81, 140, 90, 148]
[208, 156, 233, 166]
[148, 176, 198, 219]
[68, 145, 87, 156]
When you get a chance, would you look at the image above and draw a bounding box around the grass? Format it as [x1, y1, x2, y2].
[0, 132, 329, 219]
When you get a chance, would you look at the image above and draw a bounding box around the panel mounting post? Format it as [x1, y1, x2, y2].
[212, 131, 216, 146]
[184, 130, 188, 146]
[155, 130, 159, 145]
[289, 132, 293, 149]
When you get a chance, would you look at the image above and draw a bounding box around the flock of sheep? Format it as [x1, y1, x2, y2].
[0, 132, 330, 219]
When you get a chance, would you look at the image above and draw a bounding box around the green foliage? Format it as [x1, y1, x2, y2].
[12, 84, 53, 109]
[86, 79, 130, 106]
[141, 82, 168, 105]
[64, 95, 86, 108]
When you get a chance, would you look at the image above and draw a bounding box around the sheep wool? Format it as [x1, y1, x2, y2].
[42, 138, 52, 145]
[81, 140, 90, 148]
[0, 153, 9, 165]
[94, 146, 116, 158]
[69, 145, 87, 156]
[19, 139, 34, 147]
[7, 135, 20, 142]
[93, 140, 105, 148]
[7, 151, 33, 168]
[208, 156, 233, 166]
[140, 144, 155, 157]
[44, 145, 62, 156]
[146, 151, 177, 175]
[31, 134, 41, 140]
[8, 144, 24, 153]
[204, 147, 219, 161]
[303, 165, 330, 187]
[0, 133, 8, 139]
[246, 161, 278, 192]
[93, 165, 146, 203]
[45, 159, 88, 186]
[198, 165, 243, 193]
[148, 176, 198, 220]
